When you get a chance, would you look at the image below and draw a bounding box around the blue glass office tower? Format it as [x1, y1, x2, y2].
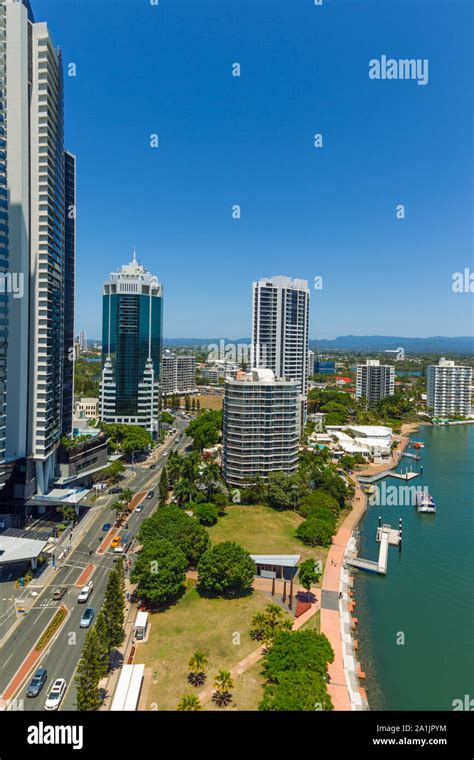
[100, 252, 163, 436]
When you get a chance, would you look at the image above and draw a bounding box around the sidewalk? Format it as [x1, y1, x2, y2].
[99, 577, 137, 710]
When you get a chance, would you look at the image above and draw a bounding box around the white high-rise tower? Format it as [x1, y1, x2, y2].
[251, 276, 310, 424]
[2, 0, 73, 496]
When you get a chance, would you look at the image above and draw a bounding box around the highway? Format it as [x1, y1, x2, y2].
[0, 416, 191, 712]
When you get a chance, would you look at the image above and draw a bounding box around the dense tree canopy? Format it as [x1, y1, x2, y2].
[197, 541, 255, 596]
[131, 538, 187, 606]
[138, 506, 209, 567]
[185, 410, 222, 451]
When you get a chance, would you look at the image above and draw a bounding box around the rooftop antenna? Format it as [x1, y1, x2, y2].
[132, 245, 137, 264]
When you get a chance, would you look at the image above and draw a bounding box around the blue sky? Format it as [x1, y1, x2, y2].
[34, 0, 473, 339]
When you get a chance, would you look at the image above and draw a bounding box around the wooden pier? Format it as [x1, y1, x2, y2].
[359, 469, 420, 484]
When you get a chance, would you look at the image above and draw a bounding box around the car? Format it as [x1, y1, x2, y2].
[26, 667, 48, 698]
[113, 546, 125, 554]
[52, 586, 67, 601]
[80, 607, 95, 628]
[149, 464, 156, 470]
[109, 487, 122, 495]
[146, 490, 154, 499]
[102, 522, 111, 532]
[77, 582, 93, 603]
[135, 505, 143, 513]
[111, 536, 122, 548]
[162, 452, 168, 457]
[44, 678, 67, 711]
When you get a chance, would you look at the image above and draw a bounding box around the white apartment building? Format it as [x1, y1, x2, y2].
[222, 369, 300, 486]
[426, 358, 472, 417]
[161, 353, 196, 395]
[251, 276, 310, 423]
[3, 0, 73, 495]
[356, 360, 395, 407]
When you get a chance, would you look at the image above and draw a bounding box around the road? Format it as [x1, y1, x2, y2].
[0, 417, 192, 712]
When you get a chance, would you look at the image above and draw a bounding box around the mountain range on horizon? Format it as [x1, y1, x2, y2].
[153, 335, 474, 354]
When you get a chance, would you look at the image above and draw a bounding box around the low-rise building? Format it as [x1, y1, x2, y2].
[74, 398, 99, 419]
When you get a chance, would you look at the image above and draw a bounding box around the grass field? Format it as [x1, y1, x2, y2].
[134, 585, 269, 711]
[191, 394, 222, 410]
[206, 504, 327, 566]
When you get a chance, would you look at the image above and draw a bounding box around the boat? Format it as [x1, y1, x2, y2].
[410, 441, 425, 449]
[415, 490, 436, 513]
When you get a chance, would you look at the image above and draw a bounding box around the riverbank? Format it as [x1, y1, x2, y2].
[354, 424, 474, 709]
[319, 422, 420, 710]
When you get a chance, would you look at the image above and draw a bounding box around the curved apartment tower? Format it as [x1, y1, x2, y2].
[222, 369, 300, 486]
[100, 252, 163, 436]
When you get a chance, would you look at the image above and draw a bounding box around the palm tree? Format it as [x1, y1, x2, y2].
[120, 489, 134, 509]
[187, 650, 208, 687]
[177, 694, 201, 711]
[173, 477, 199, 505]
[212, 669, 234, 707]
[167, 451, 183, 485]
[200, 461, 222, 501]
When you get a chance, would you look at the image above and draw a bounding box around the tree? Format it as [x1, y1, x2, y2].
[298, 559, 321, 592]
[197, 541, 255, 597]
[166, 450, 183, 485]
[161, 411, 174, 425]
[266, 471, 299, 510]
[187, 650, 208, 687]
[159, 467, 169, 506]
[94, 611, 111, 677]
[296, 518, 334, 547]
[184, 395, 191, 412]
[131, 539, 187, 606]
[298, 490, 340, 518]
[191, 398, 196, 412]
[250, 604, 292, 645]
[186, 410, 222, 451]
[102, 562, 125, 653]
[259, 669, 333, 711]
[196, 399, 201, 412]
[262, 630, 334, 682]
[75, 626, 104, 711]
[194, 502, 219, 526]
[173, 477, 199, 505]
[177, 694, 201, 711]
[138, 505, 209, 566]
[240, 475, 267, 505]
[120, 488, 134, 509]
[57, 504, 76, 524]
[212, 670, 234, 707]
[200, 461, 222, 501]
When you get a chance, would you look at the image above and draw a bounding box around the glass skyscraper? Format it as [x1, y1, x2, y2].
[100, 252, 163, 436]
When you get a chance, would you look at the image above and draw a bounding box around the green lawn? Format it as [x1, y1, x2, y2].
[134, 585, 270, 711]
[207, 504, 327, 566]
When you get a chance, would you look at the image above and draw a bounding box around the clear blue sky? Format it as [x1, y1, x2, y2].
[35, 0, 473, 340]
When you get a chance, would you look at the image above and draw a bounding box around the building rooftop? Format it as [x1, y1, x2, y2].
[0, 535, 49, 565]
[250, 554, 301, 568]
[347, 425, 392, 437]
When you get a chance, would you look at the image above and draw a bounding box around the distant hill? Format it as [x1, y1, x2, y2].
[162, 335, 474, 354]
[310, 336, 474, 354]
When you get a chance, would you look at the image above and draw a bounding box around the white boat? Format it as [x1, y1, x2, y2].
[415, 491, 436, 513]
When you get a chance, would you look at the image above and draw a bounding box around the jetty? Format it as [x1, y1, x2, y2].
[401, 451, 420, 461]
[358, 468, 420, 484]
[345, 519, 402, 576]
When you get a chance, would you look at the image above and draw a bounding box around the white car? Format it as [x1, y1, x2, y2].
[77, 582, 93, 603]
[44, 678, 67, 710]
[135, 505, 143, 513]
